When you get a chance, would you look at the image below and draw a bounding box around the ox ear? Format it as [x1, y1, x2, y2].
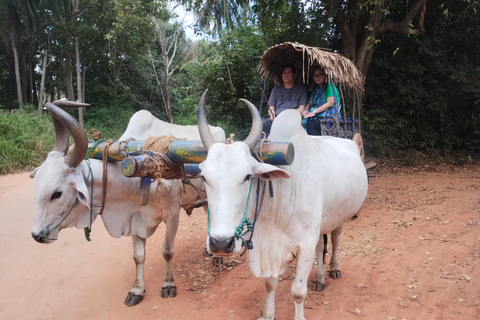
[73, 175, 91, 209]
[29, 167, 39, 178]
[252, 163, 290, 181]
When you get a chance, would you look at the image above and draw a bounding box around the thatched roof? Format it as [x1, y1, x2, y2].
[258, 42, 364, 92]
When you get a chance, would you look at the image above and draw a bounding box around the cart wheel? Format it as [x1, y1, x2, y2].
[352, 133, 364, 164]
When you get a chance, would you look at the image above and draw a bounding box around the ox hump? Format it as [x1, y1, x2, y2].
[269, 109, 305, 141]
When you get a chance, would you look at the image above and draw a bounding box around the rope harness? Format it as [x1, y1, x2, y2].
[82, 136, 110, 241]
[206, 179, 256, 257]
[81, 135, 187, 241]
[205, 137, 269, 257]
[36, 198, 79, 242]
[35, 137, 102, 242]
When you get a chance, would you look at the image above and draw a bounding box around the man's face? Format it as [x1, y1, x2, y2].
[282, 67, 295, 85]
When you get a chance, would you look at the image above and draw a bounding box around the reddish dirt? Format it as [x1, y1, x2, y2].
[1, 167, 479, 320]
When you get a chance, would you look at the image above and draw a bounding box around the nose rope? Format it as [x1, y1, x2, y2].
[37, 137, 102, 243]
[206, 178, 256, 256]
[36, 198, 79, 241]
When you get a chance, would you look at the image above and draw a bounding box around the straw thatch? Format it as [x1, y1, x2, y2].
[258, 42, 364, 92]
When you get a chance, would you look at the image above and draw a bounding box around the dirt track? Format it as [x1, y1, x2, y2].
[1, 167, 479, 320]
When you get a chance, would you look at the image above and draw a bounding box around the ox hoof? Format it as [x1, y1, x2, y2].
[329, 269, 341, 279]
[312, 280, 326, 291]
[203, 248, 213, 257]
[212, 256, 223, 266]
[124, 292, 144, 306]
[161, 286, 177, 298]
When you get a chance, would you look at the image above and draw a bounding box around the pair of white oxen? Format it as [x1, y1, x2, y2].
[31, 91, 368, 320]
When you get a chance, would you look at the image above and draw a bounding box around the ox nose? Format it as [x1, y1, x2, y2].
[209, 236, 236, 254]
[31, 232, 45, 243]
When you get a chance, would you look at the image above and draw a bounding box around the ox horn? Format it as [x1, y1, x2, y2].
[239, 98, 262, 151]
[46, 103, 88, 168]
[198, 89, 217, 150]
[52, 100, 90, 109]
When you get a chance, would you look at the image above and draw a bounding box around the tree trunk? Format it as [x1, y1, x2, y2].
[75, 37, 84, 127]
[65, 51, 75, 101]
[29, 46, 38, 106]
[11, 37, 23, 109]
[328, 0, 427, 78]
[38, 51, 48, 111]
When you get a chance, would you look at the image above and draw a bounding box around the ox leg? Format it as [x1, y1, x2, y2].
[312, 234, 327, 291]
[160, 208, 180, 299]
[259, 276, 278, 320]
[291, 247, 316, 320]
[125, 235, 146, 306]
[329, 224, 343, 279]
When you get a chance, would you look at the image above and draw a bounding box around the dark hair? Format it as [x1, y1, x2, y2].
[282, 64, 296, 74]
[314, 66, 325, 74]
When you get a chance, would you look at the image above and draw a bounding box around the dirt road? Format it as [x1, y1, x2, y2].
[0, 167, 479, 320]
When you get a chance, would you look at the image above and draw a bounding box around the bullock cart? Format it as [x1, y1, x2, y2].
[258, 41, 367, 164]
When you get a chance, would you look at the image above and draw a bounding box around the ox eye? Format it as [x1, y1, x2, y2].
[244, 174, 252, 182]
[51, 191, 62, 200]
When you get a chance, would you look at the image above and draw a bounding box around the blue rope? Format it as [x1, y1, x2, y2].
[207, 179, 256, 257]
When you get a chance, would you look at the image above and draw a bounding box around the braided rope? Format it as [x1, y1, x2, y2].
[89, 129, 103, 141]
[253, 132, 267, 163]
[320, 116, 341, 137]
[98, 140, 113, 216]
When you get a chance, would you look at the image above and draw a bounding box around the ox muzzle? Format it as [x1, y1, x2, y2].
[31, 232, 51, 244]
[208, 235, 236, 256]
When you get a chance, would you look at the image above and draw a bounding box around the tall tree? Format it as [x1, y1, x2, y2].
[0, 0, 39, 109]
[182, 0, 249, 38]
[150, 17, 183, 123]
[319, 0, 428, 76]
[363, 0, 480, 154]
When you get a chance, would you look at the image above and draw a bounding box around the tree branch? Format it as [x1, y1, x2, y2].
[379, 0, 427, 35]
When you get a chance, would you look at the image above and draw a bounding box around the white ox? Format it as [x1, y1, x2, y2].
[119, 109, 225, 215]
[196, 91, 368, 320]
[30, 103, 224, 306]
[119, 109, 226, 141]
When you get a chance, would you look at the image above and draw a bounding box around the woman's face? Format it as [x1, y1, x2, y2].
[313, 69, 326, 85]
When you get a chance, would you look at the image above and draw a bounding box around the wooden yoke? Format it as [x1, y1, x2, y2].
[87, 139, 295, 166]
[86, 138, 295, 206]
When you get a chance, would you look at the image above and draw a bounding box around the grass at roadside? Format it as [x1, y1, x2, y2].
[0, 111, 55, 174]
[0, 108, 133, 175]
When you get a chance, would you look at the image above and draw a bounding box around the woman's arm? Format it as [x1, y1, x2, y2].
[301, 99, 310, 117]
[309, 96, 334, 115]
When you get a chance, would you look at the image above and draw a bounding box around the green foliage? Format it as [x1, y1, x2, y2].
[0, 110, 55, 174]
[83, 84, 137, 139]
[363, 4, 480, 156]
[182, 0, 250, 38]
[254, 0, 325, 47]
[1, 0, 480, 174]
[179, 25, 266, 138]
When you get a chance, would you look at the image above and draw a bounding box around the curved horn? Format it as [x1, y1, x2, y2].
[46, 103, 88, 168]
[52, 100, 91, 109]
[47, 102, 70, 155]
[239, 99, 262, 151]
[197, 89, 216, 150]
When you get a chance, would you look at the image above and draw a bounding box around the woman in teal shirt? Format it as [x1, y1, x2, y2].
[302, 67, 341, 135]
